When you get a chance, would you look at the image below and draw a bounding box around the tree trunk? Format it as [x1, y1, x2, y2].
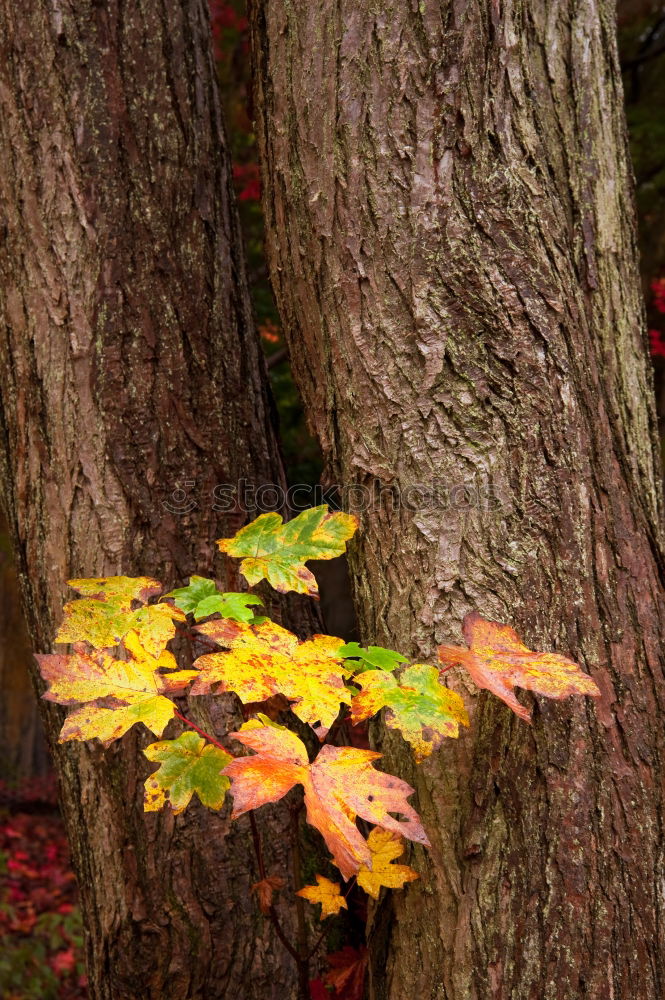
[250, 2, 665, 998]
[0, 2, 306, 997]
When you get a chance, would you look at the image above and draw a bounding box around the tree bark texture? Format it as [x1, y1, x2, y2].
[251, 2, 665, 998]
[0, 3, 306, 997]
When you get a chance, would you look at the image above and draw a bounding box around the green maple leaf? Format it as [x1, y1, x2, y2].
[340, 642, 408, 674]
[350, 664, 469, 762]
[167, 576, 263, 623]
[217, 506, 358, 597]
[143, 732, 232, 814]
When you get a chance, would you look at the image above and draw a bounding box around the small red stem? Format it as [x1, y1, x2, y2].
[306, 876, 357, 961]
[173, 707, 303, 969]
[172, 708, 228, 753]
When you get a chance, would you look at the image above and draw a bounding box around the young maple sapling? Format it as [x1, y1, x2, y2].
[36, 505, 601, 996]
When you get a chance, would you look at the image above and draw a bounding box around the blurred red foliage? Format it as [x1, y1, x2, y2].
[210, 1, 249, 61]
[233, 163, 261, 202]
[650, 278, 665, 358]
[0, 786, 86, 998]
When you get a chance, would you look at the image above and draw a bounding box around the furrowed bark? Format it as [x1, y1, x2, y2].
[250, 2, 665, 998]
[0, 2, 307, 996]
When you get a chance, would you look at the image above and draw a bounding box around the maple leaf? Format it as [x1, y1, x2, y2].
[190, 619, 350, 730]
[67, 576, 163, 606]
[143, 732, 231, 814]
[324, 946, 368, 1000]
[297, 875, 348, 919]
[223, 723, 429, 879]
[37, 640, 196, 747]
[438, 612, 601, 722]
[56, 576, 184, 656]
[166, 576, 263, 623]
[340, 642, 408, 674]
[356, 828, 419, 898]
[217, 505, 358, 597]
[251, 875, 287, 915]
[56, 600, 184, 656]
[350, 663, 469, 761]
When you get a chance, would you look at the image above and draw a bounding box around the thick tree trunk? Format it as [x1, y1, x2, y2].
[0, 2, 306, 997]
[251, 2, 665, 998]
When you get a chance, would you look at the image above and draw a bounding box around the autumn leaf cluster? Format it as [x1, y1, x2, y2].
[37, 505, 600, 917]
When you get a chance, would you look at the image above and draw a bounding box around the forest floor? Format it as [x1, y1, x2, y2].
[0, 776, 87, 999]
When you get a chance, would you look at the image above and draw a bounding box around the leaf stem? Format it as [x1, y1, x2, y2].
[248, 813, 301, 963]
[289, 804, 311, 999]
[305, 877, 357, 961]
[172, 709, 301, 958]
[172, 708, 228, 753]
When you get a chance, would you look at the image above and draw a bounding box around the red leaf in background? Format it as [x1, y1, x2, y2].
[651, 277, 665, 314]
[232, 163, 261, 202]
[209, 1, 248, 59]
[1, 805, 85, 996]
[649, 329, 665, 358]
[51, 947, 76, 975]
[324, 946, 368, 1000]
[309, 980, 329, 1000]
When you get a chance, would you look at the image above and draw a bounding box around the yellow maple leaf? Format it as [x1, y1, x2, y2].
[297, 875, 347, 919]
[56, 600, 184, 656]
[438, 612, 601, 722]
[191, 619, 350, 730]
[66, 576, 163, 607]
[37, 639, 197, 747]
[356, 829, 419, 899]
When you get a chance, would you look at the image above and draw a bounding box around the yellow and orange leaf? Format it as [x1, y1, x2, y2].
[67, 576, 162, 607]
[191, 619, 350, 731]
[297, 875, 347, 919]
[438, 612, 601, 722]
[223, 722, 429, 879]
[356, 829, 419, 899]
[37, 642, 196, 747]
[217, 506, 358, 597]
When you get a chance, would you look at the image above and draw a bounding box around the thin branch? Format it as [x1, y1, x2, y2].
[172, 708, 228, 752]
[290, 805, 309, 959]
[622, 40, 665, 70]
[306, 877, 357, 961]
[249, 812, 301, 962]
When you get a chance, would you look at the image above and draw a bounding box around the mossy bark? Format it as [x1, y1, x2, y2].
[0, 2, 305, 997]
[250, 2, 665, 997]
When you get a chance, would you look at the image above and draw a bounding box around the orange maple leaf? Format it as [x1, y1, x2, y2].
[223, 722, 429, 879]
[438, 612, 601, 722]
